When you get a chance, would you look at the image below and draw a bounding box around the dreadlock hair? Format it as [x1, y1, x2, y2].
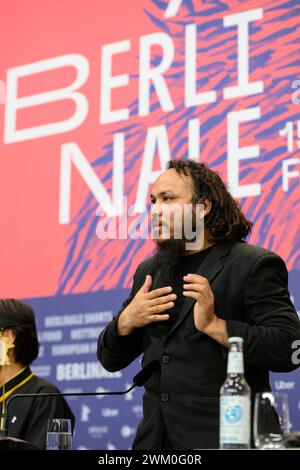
[167, 159, 253, 242]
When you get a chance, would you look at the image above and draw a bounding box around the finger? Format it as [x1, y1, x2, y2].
[149, 302, 175, 314]
[139, 275, 152, 293]
[182, 291, 199, 301]
[149, 293, 177, 307]
[183, 283, 207, 293]
[147, 286, 173, 299]
[183, 274, 208, 284]
[150, 314, 170, 323]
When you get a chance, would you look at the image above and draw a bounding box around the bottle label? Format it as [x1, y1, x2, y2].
[220, 396, 250, 445]
[227, 351, 244, 374]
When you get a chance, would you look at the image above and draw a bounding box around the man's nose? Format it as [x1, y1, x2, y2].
[151, 203, 163, 217]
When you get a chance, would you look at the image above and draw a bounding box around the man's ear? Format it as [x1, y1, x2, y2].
[200, 198, 212, 217]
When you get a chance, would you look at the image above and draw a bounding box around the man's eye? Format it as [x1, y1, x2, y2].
[163, 196, 172, 201]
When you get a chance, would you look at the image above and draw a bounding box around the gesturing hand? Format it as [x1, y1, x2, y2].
[183, 273, 217, 333]
[117, 275, 176, 336]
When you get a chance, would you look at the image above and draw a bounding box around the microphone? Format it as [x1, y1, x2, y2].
[1, 360, 160, 436]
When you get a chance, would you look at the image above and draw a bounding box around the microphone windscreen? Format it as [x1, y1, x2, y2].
[132, 360, 160, 387]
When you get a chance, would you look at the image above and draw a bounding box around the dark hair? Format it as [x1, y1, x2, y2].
[167, 159, 253, 242]
[0, 299, 39, 366]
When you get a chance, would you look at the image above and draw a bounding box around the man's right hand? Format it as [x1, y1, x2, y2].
[116, 275, 176, 336]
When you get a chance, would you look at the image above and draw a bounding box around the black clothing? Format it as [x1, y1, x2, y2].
[98, 241, 300, 449]
[0, 366, 75, 449]
[161, 246, 214, 332]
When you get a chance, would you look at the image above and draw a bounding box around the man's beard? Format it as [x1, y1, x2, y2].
[153, 237, 186, 286]
[152, 208, 203, 285]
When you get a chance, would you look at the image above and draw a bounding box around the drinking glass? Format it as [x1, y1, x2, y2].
[46, 418, 72, 450]
[254, 392, 290, 449]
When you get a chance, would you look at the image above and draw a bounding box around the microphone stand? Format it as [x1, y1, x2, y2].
[0, 360, 160, 437]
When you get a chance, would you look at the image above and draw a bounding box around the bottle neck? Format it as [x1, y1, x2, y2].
[227, 350, 244, 374]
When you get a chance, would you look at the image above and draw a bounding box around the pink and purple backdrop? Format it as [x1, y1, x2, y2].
[0, 0, 299, 449]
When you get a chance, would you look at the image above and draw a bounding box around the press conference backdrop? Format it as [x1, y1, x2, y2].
[0, 0, 300, 449]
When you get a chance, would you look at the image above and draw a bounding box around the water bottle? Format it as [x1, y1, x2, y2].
[219, 336, 251, 449]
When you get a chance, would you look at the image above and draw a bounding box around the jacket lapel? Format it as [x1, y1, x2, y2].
[163, 242, 231, 342]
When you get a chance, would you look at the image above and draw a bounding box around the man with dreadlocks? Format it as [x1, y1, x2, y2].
[97, 159, 300, 450]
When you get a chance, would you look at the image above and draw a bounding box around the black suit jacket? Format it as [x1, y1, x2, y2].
[97, 241, 300, 449]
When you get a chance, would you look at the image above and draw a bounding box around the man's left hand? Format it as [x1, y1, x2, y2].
[183, 273, 217, 333]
